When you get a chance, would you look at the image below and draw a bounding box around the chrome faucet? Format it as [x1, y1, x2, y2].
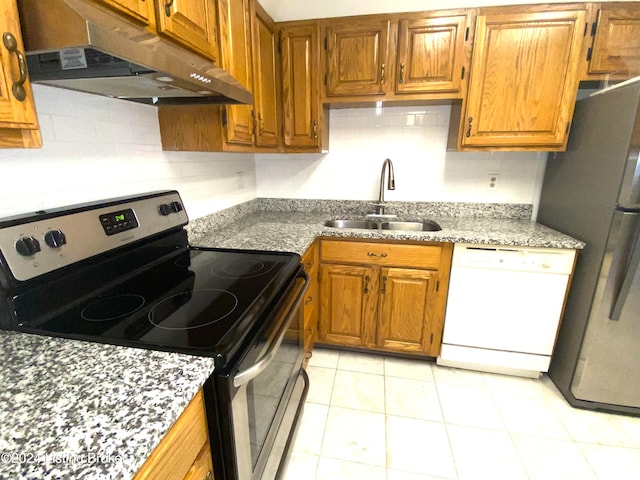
[370, 158, 396, 216]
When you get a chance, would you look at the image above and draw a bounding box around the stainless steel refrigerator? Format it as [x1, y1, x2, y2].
[538, 76, 640, 415]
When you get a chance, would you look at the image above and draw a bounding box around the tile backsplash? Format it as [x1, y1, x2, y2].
[1, 88, 550, 222]
[255, 106, 548, 218]
[0, 85, 257, 219]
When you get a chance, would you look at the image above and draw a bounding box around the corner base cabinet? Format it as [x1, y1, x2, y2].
[318, 239, 453, 357]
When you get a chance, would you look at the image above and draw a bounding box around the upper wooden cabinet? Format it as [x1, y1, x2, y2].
[100, 0, 156, 26]
[98, 0, 219, 61]
[582, 2, 640, 80]
[452, 6, 587, 151]
[156, 0, 219, 62]
[280, 22, 328, 151]
[219, 0, 255, 146]
[0, 0, 41, 148]
[322, 10, 473, 102]
[159, 0, 285, 153]
[396, 13, 469, 95]
[253, 2, 279, 147]
[325, 20, 390, 96]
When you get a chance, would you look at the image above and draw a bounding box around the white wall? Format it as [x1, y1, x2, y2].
[0, 85, 257, 219]
[255, 106, 547, 209]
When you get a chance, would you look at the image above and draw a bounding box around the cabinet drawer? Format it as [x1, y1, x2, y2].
[321, 240, 441, 269]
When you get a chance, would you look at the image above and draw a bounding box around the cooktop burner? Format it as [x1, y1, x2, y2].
[148, 289, 239, 330]
[81, 294, 146, 322]
[212, 258, 278, 279]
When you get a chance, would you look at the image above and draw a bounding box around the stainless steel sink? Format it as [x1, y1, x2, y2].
[324, 219, 442, 232]
[380, 220, 442, 232]
[324, 219, 376, 229]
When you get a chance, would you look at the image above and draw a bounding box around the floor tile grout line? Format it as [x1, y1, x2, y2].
[433, 373, 461, 480]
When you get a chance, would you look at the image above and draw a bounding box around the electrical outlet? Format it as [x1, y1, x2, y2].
[488, 173, 499, 189]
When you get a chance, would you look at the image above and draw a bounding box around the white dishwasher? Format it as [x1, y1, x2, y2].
[437, 243, 576, 377]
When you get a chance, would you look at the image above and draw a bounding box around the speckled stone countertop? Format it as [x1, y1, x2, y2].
[187, 199, 585, 252]
[0, 331, 215, 480]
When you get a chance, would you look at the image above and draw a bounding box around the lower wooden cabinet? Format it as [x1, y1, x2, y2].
[134, 389, 214, 480]
[318, 239, 452, 357]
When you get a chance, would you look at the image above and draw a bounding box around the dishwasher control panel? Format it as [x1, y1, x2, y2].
[452, 244, 576, 274]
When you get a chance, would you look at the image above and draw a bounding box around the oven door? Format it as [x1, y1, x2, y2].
[228, 269, 308, 480]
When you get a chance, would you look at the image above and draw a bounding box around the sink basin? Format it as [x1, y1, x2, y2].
[380, 221, 442, 232]
[324, 219, 376, 229]
[324, 219, 442, 232]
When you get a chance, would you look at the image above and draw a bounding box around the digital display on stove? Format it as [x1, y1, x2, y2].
[99, 208, 139, 236]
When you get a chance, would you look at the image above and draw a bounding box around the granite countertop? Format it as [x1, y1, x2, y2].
[188, 208, 585, 254]
[0, 331, 215, 480]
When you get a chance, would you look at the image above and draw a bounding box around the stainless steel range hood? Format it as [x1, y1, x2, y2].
[17, 0, 252, 105]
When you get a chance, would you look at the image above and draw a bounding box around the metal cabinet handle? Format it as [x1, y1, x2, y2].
[258, 113, 265, 135]
[381, 275, 387, 294]
[164, 0, 174, 17]
[466, 116, 473, 137]
[399, 62, 405, 84]
[304, 295, 313, 306]
[2, 33, 27, 102]
[312, 120, 318, 140]
[206, 472, 213, 480]
[303, 261, 313, 270]
[364, 275, 370, 294]
[367, 252, 387, 257]
[380, 63, 386, 84]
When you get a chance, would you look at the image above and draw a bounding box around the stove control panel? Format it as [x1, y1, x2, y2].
[99, 208, 139, 236]
[0, 191, 188, 283]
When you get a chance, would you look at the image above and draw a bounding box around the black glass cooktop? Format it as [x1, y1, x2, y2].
[9, 244, 301, 367]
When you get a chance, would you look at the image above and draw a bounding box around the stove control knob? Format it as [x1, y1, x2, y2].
[44, 229, 67, 248]
[159, 203, 171, 216]
[15, 236, 41, 257]
[170, 201, 183, 213]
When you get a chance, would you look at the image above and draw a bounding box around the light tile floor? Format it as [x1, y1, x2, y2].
[283, 348, 640, 480]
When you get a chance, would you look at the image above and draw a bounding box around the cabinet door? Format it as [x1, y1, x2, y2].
[0, 0, 40, 148]
[462, 9, 585, 149]
[253, 6, 279, 147]
[396, 14, 468, 95]
[319, 264, 378, 347]
[99, 0, 155, 26]
[377, 268, 438, 355]
[281, 24, 320, 148]
[588, 4, 640, 78]
[326, 20, 390, 96]
[219, 0, 255, 145]
[157, 0, 219, 61]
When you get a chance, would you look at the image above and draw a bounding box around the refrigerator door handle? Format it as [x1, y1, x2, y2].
[610, 230, 640, 320]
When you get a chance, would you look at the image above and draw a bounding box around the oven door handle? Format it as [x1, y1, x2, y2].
[233, 271, 308, 388]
